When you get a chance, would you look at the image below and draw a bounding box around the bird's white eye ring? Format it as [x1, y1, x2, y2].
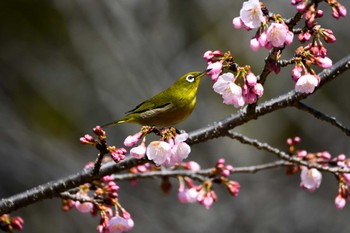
[186, 75, 195, 83]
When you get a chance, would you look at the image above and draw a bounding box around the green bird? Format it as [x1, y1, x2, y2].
[102, 71, 207, 128]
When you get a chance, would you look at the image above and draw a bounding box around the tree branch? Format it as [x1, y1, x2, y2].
[294, 102, 350, 137]
[0, 55, 349, 215]
[188, 54, 350, 144]
[0, 157, 148, 215]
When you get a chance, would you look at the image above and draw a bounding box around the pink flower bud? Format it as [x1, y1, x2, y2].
[292, 65, 302, 81]
[315, 56, 332, 68]
[337, 4, 347, 17]
[250, 38, 260, 51]
[246, 72, 257, 86]
[75, 201, 93, 213]
[203, 50, 214, 61]
[207, 62, 223, 82]
[124, 132, 142, 147]
[185, 161, 201, 171]
[93, 125, 105, 136]
[232, 17, 243, 29]
[335, 194, 346, 209]
[252, 83, 264, 97]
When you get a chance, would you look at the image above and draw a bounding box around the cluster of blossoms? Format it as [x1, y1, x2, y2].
[0, 214, 24, 232]
[124, 127, 191, 167]
[286, 137, 350, 209]
[81, 126, 191, 167]
[232, 0, 294, 51]
[204, 50, 264, 108]
[62, 174, 133, 233]
[226, 0, 346, 94]
[177, 159, 240, 209]
[291, 0, 346, 21]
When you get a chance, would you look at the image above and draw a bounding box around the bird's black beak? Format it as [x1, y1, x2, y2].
[201, 68, 212, 76]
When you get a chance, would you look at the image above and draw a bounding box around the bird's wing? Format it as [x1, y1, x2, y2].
[126, 99, 172, 114]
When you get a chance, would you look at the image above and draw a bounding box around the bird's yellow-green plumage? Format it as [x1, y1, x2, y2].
[103, 71, 206, 128]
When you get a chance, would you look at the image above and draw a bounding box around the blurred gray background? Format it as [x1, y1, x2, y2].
[1, 0, 350, 232]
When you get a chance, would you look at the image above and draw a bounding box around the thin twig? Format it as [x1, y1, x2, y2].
[294, 102, 350, 137]
[226, 131, 350, 174]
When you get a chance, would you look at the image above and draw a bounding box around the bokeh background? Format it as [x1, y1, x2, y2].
[1, 0, 350, 232]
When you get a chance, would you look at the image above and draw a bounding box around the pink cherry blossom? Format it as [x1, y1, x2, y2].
[252, 83, 264, 97]
[258, 31, 267, 47]
[124, 132, 142, 147]
[146, 133, 191, 167]
[292, 65, 302, 81]
[146, 141, 171, 165]
[335, 194, 346, 209]
[108, 216, 132, 233]
[315, 56, 333, 68]
[178, 187, 199, 203]
[232, 17, 243, 29]
[203, 50, 223, 61]
[250, 38, 260, 51]
[185, 161, 201, 171]
[246, 72, 257, 86]
[130, 143, 146, 159]
[266, 23, 292, 48]
[75, 201, 93, 213]
[165, 133, 191, 167]
[213, 73, 245, 108]
[300, 167, 322, 192]
[207, 62, 223, 81]
[295, 74, 320, 93]
[239, 0, 266, 29]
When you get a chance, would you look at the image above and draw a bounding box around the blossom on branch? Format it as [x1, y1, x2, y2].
[239, 0, 266, 29]
[294, 73, 320, 94]
[146, 133, 191, 167]
[213, 73, 245, 108]
[300, 167, 322, 192]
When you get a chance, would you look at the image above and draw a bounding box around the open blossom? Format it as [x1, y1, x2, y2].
[213, 73, 245, 108]
[295, 74, 320, 93]
[75, 201, 93, 213]
[108, 216, 133, 233]
[166, 133, 191, 166]
[178, 187, 199, 203]
[239, 0, 266, 29]
[146, 133, 191, 167]
[146, 141, 171, 165]
[265, 23, 293, 48]
[300, 167, 322, 192]
[197, 189, 218, 209]
[130, 143, 146, 159]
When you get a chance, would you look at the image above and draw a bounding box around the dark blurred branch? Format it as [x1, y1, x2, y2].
[294, 102, 350, 137]
[0, 157, 148, 215]
[0, 55, 349, 215]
